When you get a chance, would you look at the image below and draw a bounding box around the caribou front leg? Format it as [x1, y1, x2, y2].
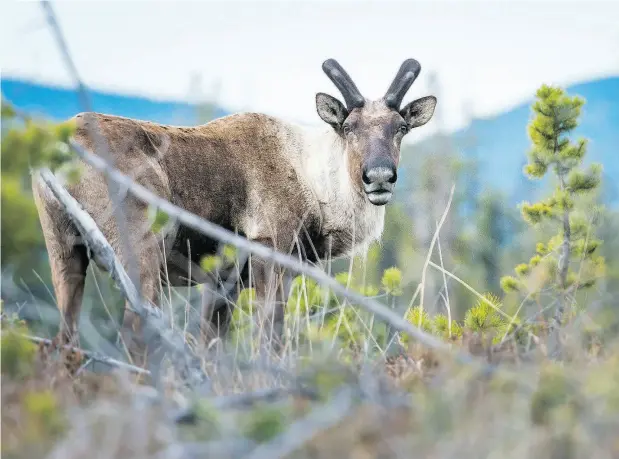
[117, 232, 163, 370]
[247, 250, 288, 354]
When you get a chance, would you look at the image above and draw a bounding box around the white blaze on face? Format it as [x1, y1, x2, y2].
[288, 121, 387, 255]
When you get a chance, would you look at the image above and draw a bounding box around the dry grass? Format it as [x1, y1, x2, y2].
[2, 301, 619, 459]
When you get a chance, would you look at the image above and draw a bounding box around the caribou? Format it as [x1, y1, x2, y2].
[32, 58, 436, 365]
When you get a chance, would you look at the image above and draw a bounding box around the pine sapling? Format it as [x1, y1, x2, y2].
[500, 84, 604, 344]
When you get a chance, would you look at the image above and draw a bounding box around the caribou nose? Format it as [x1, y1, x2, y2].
[362, 166, 397, 185]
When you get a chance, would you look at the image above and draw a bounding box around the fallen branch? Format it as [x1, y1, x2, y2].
[11, 333, 150, 376]
[36, 168, 208, 391]
[65, 138, 479, 366]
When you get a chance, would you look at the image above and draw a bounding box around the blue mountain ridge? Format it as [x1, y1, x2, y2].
[0, 77, 227, 125]
[2, 76, 617, 205]
[415, 76, 619, 207]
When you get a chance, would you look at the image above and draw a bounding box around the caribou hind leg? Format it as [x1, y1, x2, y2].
[46, 245, 89, 347]
[32, 180, 90, 347]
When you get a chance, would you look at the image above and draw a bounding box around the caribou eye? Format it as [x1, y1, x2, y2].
[343, 124, 352, 135]
[399, 124, 408, 134]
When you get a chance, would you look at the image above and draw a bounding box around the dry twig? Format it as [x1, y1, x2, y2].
[6, 332, 150, 376]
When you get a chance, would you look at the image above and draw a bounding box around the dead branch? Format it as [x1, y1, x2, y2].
[36, 168, 208, 390]
[64, 138, 480, 366]
[10, 332, 150, 376]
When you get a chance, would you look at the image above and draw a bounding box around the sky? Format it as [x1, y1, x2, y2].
[2, 0, 618, 140]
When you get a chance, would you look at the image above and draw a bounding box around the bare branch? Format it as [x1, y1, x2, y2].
[5, 333, 150, 376]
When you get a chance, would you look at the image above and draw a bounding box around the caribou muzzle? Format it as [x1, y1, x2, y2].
[362, 165, 397, 206]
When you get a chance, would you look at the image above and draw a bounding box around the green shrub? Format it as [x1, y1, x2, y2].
[1, 321, 37, 379]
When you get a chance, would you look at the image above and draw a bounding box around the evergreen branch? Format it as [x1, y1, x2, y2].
[530, 125, 555, 142]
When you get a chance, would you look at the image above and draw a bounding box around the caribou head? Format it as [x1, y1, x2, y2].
[316, 58, 437, 206]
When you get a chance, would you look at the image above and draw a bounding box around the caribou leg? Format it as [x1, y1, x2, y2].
[247, 253, 287, 354]
[32, 179, 90, 348]
[116, 229, 164, 370]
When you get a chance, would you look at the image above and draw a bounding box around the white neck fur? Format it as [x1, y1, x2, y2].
[288, 123, 386, 257]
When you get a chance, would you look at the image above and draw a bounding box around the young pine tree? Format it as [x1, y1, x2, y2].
[500, 85, 604, 331]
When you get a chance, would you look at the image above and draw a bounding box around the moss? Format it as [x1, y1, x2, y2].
[178, 399, 222, 442]
[297, 359, 353, 400]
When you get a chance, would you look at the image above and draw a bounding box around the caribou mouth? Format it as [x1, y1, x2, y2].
[364, 181, 394, 206]
[366, 190, 393, 206]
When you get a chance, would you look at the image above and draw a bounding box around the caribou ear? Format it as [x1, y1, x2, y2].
[316, 92, 348, 129]
[400, 96, 437, 129]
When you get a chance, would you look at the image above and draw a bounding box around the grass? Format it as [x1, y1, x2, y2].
[3, 240, 619, 459]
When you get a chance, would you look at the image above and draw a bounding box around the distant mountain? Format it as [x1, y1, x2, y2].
[0, 77, 228, 125]
[403, 76, 619, 207]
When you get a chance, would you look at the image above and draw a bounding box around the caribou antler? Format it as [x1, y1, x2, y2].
[322, 59, 365, 110]
[383, 59, 422, 110]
